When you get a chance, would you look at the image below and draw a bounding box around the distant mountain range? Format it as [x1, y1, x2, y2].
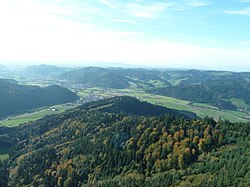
[60, 67, 131, 89]
[24, 64, 71, 77]
[60, 66, 171, 89]
[2, 65, 250, 111]
[147, 70, 250, 110]
[60, 66, 250, 110]
[0, 79, 79, 118]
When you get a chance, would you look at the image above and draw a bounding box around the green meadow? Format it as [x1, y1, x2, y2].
[129, 92, 249, 122]
[1, 88, 249, 127]
[0, 104, 77, 127]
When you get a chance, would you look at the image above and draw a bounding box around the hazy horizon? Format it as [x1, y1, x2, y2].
[0, 0, 250, 71]
[1, 62, 250, 72]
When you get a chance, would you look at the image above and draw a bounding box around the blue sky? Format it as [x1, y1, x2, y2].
[0, 0, 250, 70]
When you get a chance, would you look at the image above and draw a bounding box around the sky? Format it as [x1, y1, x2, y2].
[0, 0, 250, 70]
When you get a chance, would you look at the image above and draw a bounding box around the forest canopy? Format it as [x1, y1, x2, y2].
[0, 96, 249, 186]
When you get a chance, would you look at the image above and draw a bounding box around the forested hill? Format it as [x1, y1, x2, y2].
[0, 96, 249, 186]
[60, 67, 171, 89]
[146, 70, 250, 110]
[60, 67, 131, 89]
[60, 66, 250, 110]
[24, 64, 70, 77]
[0, 79, 79, 118]
[79, 96, 197, 118]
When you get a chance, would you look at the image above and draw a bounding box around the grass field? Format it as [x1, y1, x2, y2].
[77, 87, 250, 122]
[130, 92, 249, 122]
[0, 104, 78, 127]
[1, 88, 249, 127]
[190, 103, 218, 110]
[76, 88, 249, 122]
[230, 98, 250, 109]
[0, 154, 9, 161]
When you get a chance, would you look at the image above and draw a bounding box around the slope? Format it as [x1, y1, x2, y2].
[0, 96, 248, 186]
[24, 64, 70, 77]
[0, 79, 79, 118]
[61, 67, 130, 89]
[80, 96, 197, 118]
[148, 70, 250, 110]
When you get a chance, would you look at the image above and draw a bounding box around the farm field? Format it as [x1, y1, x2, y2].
[78, 88, 249, 122]
[1, 87, 249, 127]
[128, 92, 249, 122]
[0, 104, 78, 127]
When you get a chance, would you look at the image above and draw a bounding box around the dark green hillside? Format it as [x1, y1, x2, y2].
[110, 68, 160, 81]
[148, 70, 250, 110]
[61, 66, 107, 83]
[61, 67, 130, 89]
[113, 69, 171, 88]
[0, 79, 79, 118]
[241, 72, 250, 82]
[81, 96, 196, 118]
[112, 68, 171, 86]
[0, 97, 249, 186]
[89, 72, 130, 89]
[148, 84, 237, 110]
[25, 64, 70, 77]
[61, 67, 173, 89]
[61, 67, 250, 109]
[206, 75, 250, 102]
